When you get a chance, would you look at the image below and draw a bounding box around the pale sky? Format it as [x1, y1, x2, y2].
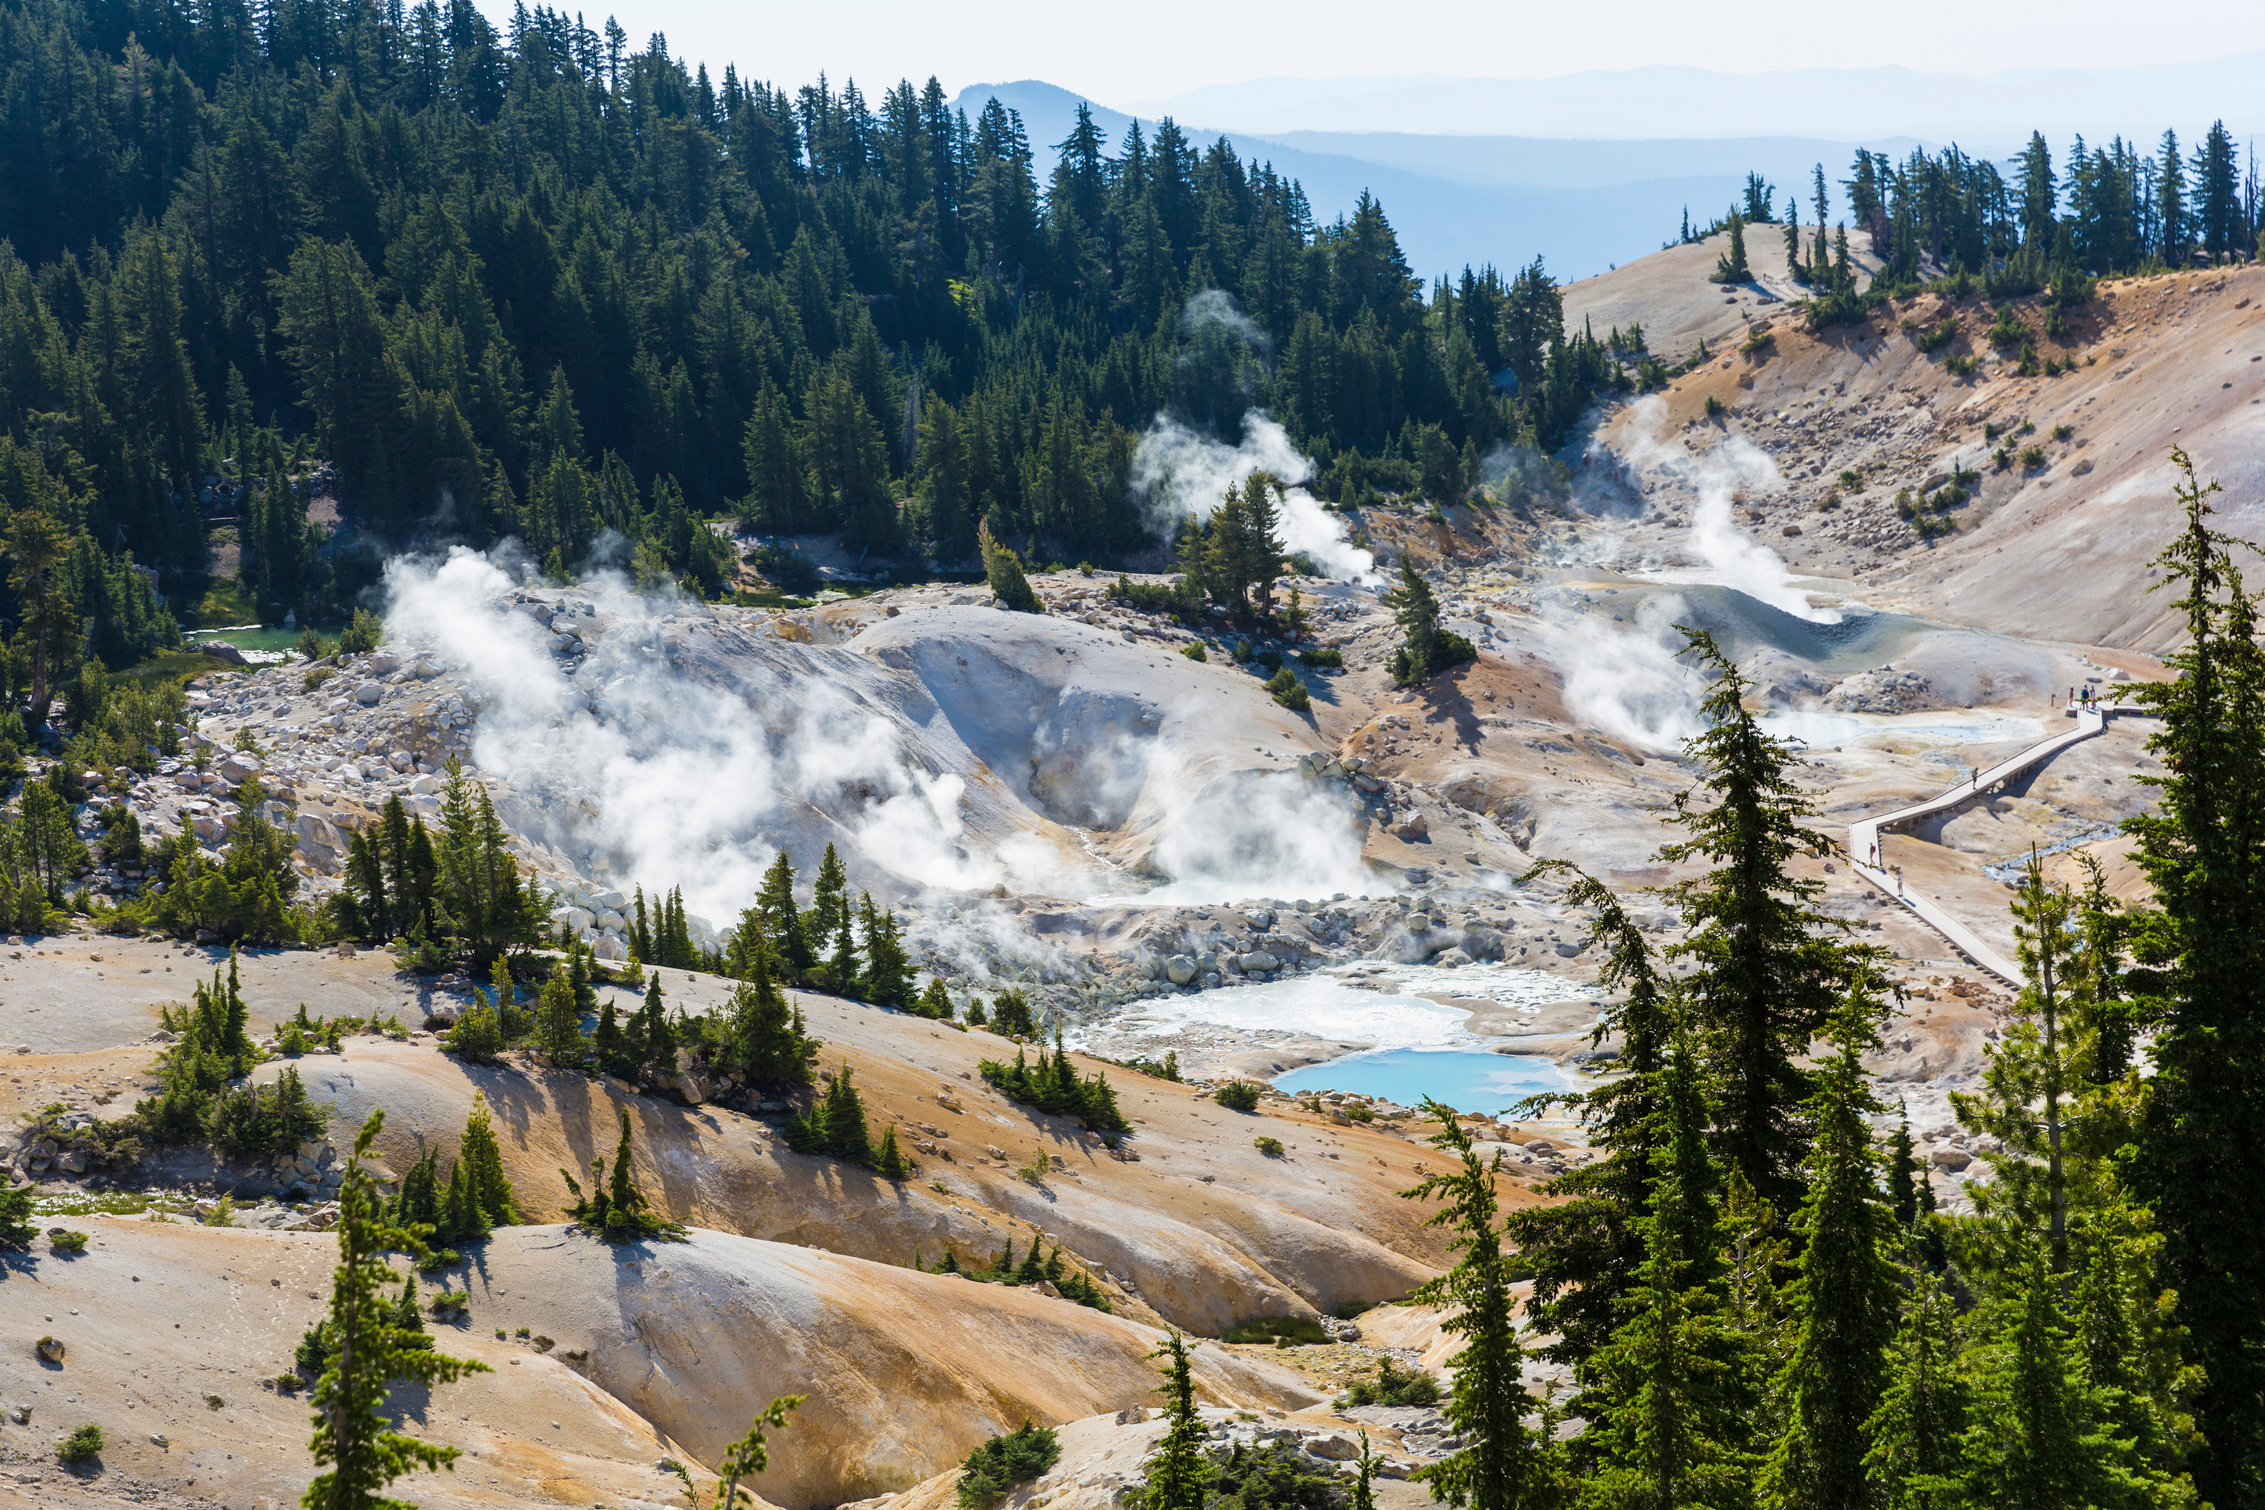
[532, 0, 2265, 108]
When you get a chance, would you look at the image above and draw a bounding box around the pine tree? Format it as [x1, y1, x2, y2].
[393, 1147, 441, 1235]
[755, 850, 812, 971]
[980, 519, 1043, 613]
[1662, 631, 1848, 1214]
[1861, 1272, 1968, 1510]
[1578, 1022, 1760, 1505]
[440, 1157, 483, 1246]
[1402, 1101, 1556, 1510]
[532, 963, 585, 1069]
[662, 887, 693, 967]
[627, 975, 677, 1079]
[343, 829, 388, 943]
[1381, 557, 1473, 685]
[489, 958, 521, 1040]
[435, 766, 536, 971]
[563, 1107, 686, 1244]
[392, 1273, 426, 1342]
[918, 979, 955, 1020]
[567, 940, 597, 1017]
[1714, 212, 1750, 283]
[1014, 1233, 1048, 1285]
[857, 893, 911, 1007]
[826, 913, 860, 997]
[630, 886, 653, 963]
[2071, 855, 2135, 1084]
[1505, 865, 1684, 1382]
[786, 1064, 875, 1164]
[378, 796, 413, 937]
[1140, 1332, 1214, 1510]
[2124, 449, 2265, 1504]
[1951, 851, 2087, 1273]
[594, 1000, 626, 1076]
[1757, 983, 1901, 1510]
[303, 1111, 489, 1509]
[2154, 130, 2187, 264]
[606, 1106, 643, 1219]
[874, 1124, 910, 1178]
[2073, 1236, 2197, 1499]
[990, 989, 1037, 1040]
[458, 1092, 521, 1228]
[1887, 1109, 1921, 1233]
[808, 844, 850, 950]
[1959, 1254, 2118, 1509]
[723, 972, 820, 1089]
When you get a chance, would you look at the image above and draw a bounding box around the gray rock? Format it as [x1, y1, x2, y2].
[1239, 951, 1281, 974]
[1929, 1147, 1972, 1171]
[1165, 954, 1198, 986]
[353, 681, 383, 706]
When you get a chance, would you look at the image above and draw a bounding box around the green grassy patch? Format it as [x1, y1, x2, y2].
[35, 1190, 192, 1218]
[1219, 1315, 1329, 1345]
[112, 650, 242, 692]
[190, 579, 254, 628]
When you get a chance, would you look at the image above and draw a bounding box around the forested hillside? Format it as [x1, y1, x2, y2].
[0, 0, 1617, 657]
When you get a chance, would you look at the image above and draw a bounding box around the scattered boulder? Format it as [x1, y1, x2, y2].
[353, 682, 383, 706]
[35, 1336, 64, 1364]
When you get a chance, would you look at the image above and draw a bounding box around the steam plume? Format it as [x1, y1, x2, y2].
[1131, 412, 1379, 584]
[1614, 395, 1838, 624]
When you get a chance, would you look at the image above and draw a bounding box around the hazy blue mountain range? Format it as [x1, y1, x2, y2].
[1117, 55, 2265, 141]
[952, 80, 1938, 282]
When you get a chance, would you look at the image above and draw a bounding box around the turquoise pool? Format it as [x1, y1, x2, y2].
[1273, 1047, 1572, 1115]
[187, 625, 326, 653]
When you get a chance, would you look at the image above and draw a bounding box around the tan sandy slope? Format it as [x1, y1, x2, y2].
[0, 1218, 1316, 1509]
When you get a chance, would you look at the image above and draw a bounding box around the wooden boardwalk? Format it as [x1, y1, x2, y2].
[1846, 704, 2133, 987]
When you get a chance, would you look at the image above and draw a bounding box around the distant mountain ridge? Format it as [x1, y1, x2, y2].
[1115, 54, 2265, 140]
[951, 80, 1934, 282]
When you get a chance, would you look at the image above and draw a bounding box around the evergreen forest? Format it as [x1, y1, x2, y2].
[0, 0, 1616, 655]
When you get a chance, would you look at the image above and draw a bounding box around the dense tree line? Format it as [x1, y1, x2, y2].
[0, 0, 1625, 668]
[1845, 126, 2260, 286]
[1703, 129, 2257, 290]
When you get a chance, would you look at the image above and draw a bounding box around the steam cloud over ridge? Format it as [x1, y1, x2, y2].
[1131, 411, 1380, 585]
[380, 547, 1385, 950]
[381, 549, 1060, 934]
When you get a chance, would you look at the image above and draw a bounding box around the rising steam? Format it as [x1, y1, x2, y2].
[1131, 291, 1378, 585]
[1613, 396, 1838, 625]
[380, 545, 1380, 946]
[1131, 412, 1379, 584]
[380, 549, 1089, 935]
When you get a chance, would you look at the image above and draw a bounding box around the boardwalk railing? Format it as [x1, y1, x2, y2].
[1845, 704, 2134, 987]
